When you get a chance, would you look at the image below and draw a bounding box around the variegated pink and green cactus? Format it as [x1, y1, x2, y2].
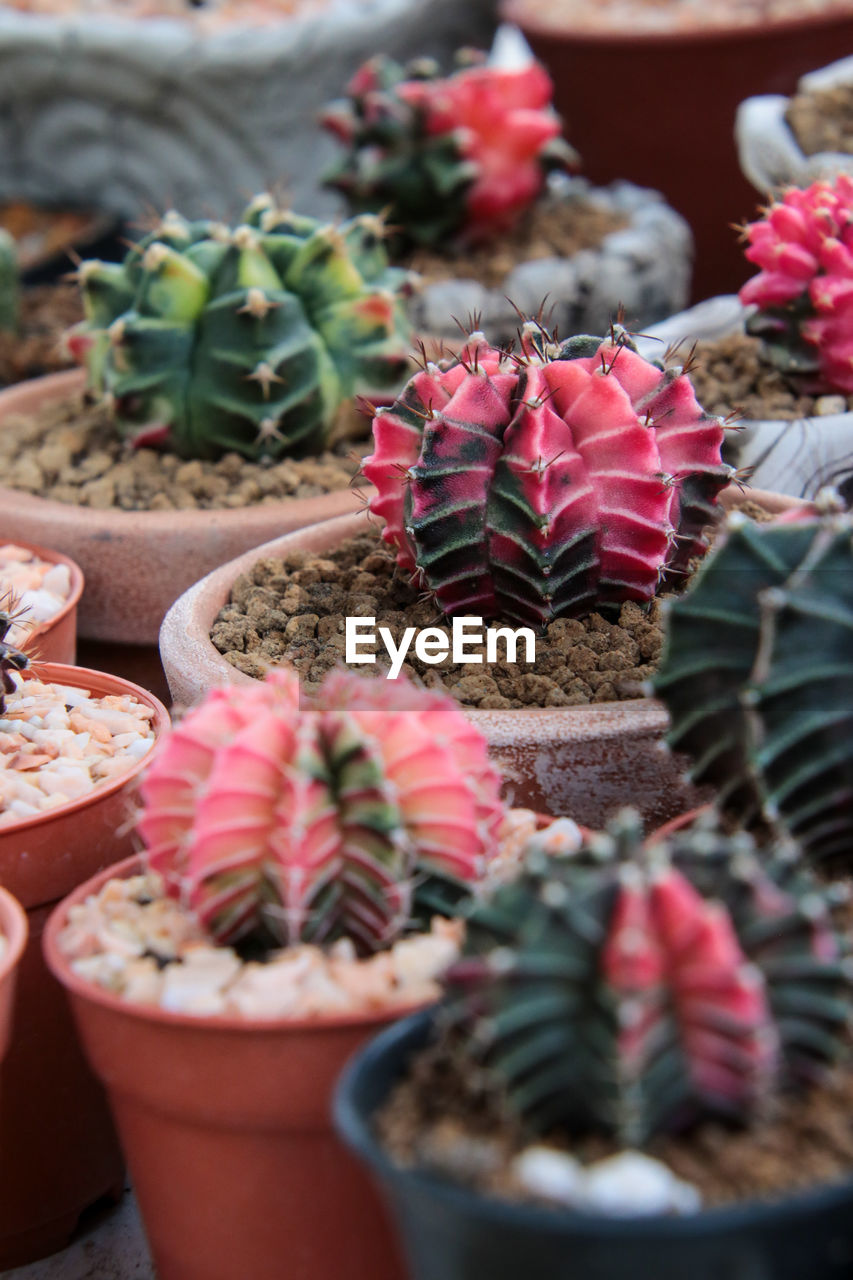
[364, 324, 731, 627]
[445, 811, 853, 1145]
[138, 669, 505, 952]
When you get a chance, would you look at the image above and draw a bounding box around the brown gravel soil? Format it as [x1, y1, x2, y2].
[689, 331, 853, 422]
[404, 196, 627, 292]
[378, 1035, 853, 1211]
[787, 81, 853, 157]
[0, 283, 80, 386]
[0, 392, 369, 512]
[211, 525, 665, 709]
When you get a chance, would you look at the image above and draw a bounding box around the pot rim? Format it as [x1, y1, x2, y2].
[43, 852, 432, 1037]
[0, 662, 169, 837]
[160, 484, 805, 717]
[4, 538, 84, 646]
[500, 0, 853, 48]
[335, 1007, 853, 1236]
[0, 884, 28, 980]
[0, 369, 370, 532]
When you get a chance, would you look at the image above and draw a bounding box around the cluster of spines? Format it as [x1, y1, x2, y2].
[653, 504, 853, 868]
[443, 810, 852, 1147]
[67, 195, 414, 461]
[138, 668, 505, 954]
[363, 321, 731, 628]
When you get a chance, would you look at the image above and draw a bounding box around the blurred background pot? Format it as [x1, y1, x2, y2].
[0, 886, 27, 1075]
[1, 540, 83, 666]
[0, 663, 168, 1270]
[500, 1, 853, 302]
[737, 54, 853, 195]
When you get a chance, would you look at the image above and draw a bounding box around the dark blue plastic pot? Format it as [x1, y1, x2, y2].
[334, 1011, 853, 1280]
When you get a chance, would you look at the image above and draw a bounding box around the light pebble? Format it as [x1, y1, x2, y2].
[0, 674, 155, 825]
[512, 1146, 701, 1217]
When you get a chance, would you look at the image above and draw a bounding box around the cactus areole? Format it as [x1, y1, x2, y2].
[364, 325, 731, 628]
[739, 176, 853, 393]
[445, 811, 852, 1147]
[654, 505, 853, 868]
[138, 668, 505, 954]
[67, 196, 414, 461]
[321, 49, 576, 250]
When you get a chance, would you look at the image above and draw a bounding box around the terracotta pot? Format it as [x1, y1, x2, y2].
[0, 662, 169, 1269]
[162, 509, 715, 831]
[500, 1, 853, 303]
[5, 540, 84, 666]
[0, 370, 371, 645]
[44, 854, 420, 1280]
[0, 885, 27, 1070]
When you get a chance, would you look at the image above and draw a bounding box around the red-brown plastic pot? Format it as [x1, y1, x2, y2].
[3, 541, 83, 666]
[0, 886, 27, 1070]
[45, 853, 417, 1280]
[501, 2, 853, 302]
[0, 663, 169, 1269]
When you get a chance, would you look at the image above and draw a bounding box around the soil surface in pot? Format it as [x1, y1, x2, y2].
[1, 393, 368, 511]
[689, 332, 853, 422]
[0, 543, 73, 646]
[786, 80, 853, 157]
[378, 1033, 853, 1211]
[211, 526, 666, 709]
[0, 284, 80, 387]
[404, 196, 626, 293]
[507, 0, 853, 33]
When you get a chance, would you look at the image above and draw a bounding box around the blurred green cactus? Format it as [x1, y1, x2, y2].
[0, 229, 19, 335]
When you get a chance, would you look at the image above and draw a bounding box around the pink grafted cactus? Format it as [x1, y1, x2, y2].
[139, 669, 505, 951]
[739, 176, 853, 392]
[321, 50, 576, 249]
[364, 325, 730, 627]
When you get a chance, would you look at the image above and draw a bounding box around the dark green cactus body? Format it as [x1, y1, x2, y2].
[0, 229, 18, 336]
[445, 812, 852, 1147]
[653, 512, 853, 867]
[69, 200, 413, 461]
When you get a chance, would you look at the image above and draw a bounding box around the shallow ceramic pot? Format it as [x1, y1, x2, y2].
[2, 539, 83, 666]
[736, 54, 853, 195]
[500, 0, 853, 302]
[0, 662, 169, 1269]
[0, 885, 27, 1071]
[44, 853, 423, 1280]
[638, 294, 853, 502]
[335, 1008, 853, 1280]
[159, 507, 757, 831]
[0, 370, 371, 646]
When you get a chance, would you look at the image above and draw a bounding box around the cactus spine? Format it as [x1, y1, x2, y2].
[445, 811, 852, 1146]
[364, 324, 730, 627]
[653, 506, 853, 868]
[321, 48, 576, 250]
[739, 176, 853, 392]
[139, 668, 505, 952]
[67, 196, 414, 461]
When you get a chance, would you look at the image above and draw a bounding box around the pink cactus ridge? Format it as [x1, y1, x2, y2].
[364, 327, 728, 627]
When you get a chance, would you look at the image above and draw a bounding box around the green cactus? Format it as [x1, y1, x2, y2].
[0, 229, 19, 335]
[444, 811, 852, 1147]
[652, 505, 853, 868]
[67, 196, 414, 461]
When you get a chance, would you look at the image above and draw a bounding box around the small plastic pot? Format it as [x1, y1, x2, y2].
[44, 854, 418, 1280]
[4, 540, 84, 666]
[335, 1009, 853, 1280]
[0, 885, 27, 1069]
[0, 663, 169, 1269]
